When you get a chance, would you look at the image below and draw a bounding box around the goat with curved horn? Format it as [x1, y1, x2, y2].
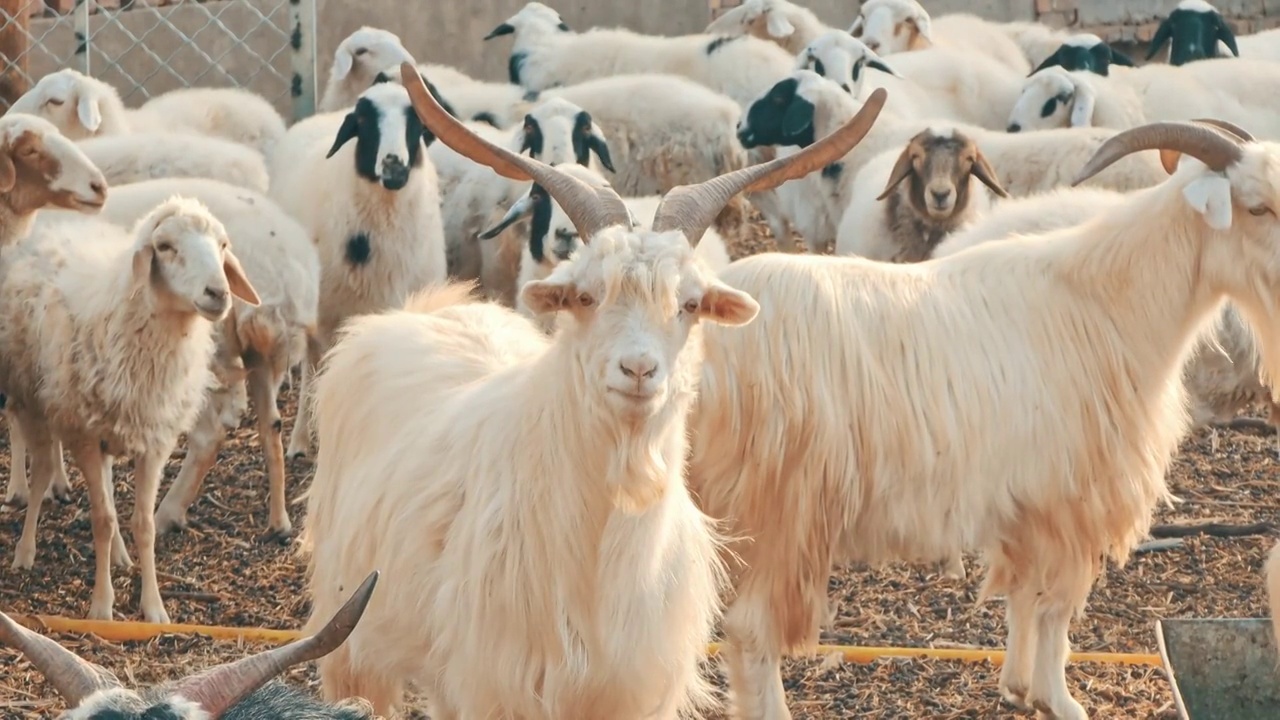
[653, 86, 888, 246]
[1073, 121, 1246, 186]
[0, 611, 122, 707]
[167, 570, 380, 717]
[399, 62, 631, 243]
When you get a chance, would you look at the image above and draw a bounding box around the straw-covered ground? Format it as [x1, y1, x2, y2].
[1, 216, 1277, 719]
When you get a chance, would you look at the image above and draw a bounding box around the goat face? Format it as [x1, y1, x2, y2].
[738, 75, 817, 149]
[326, 82, 433, 191]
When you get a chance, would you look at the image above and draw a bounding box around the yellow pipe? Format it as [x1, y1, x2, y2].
[9, 614, 1162, 667]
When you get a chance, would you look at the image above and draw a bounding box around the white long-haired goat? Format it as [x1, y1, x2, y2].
[299, 63, 886, 719]
[689, 119, 1280, 720]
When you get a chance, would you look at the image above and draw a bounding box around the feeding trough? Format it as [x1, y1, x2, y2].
[1157, 618, 1280, 719]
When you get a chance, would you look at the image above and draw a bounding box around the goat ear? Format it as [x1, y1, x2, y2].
[1182, 174, 1234, 231]
[1068, 81, 1095, 128]
[76, 94, 102, 134]
[130, 244, 155, 296]
[222, 250, 261, 307]
[520, 278, 575, 315]
[699, 281, 760, 327]
[0, 152, 16, 193]
[876, 148, 915, 201]
[325, 113, 360, 159]
[1215, 17, 1240, 57]
[331, 47, 355, 81]
[765, 10, 795, 38]
[969, 150, 1009, 198]
[1146, 18, 1172, 59]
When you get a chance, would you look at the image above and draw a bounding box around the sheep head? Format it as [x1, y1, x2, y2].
[0, 572, 379, 720]
[877, 127, 1008, 222]
[511, 97, 614, 172]
[326, 82, 434, 191]
[329, 27, 413, 87]
[849, 0, 932, 55]
[1031, 34, 1135, 77]
[0, 114, 106, 217]
[1007, 66, 1095, 133]
[797, 31, 901, 96]
[1147, 0, 1239, 65]
[705, 0, 796, 44]
[8, 69, 118, 140]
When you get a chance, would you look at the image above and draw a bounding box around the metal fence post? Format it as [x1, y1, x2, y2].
[289, 0, 316, 122]
[74, 0, 89, 73]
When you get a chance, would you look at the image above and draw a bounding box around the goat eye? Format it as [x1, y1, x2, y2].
[683, 299, 699, 315]
[354, 48, 368, 56]
[156, 241, 174, 252]
[577, 292, 594, 307]
[1249, 206, 1273, 217]
[45, 98, 64, 107]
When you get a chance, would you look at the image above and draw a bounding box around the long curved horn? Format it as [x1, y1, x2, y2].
[169, 571, 379, 718]
[1191, 117, 1254, 143]
[1156, 118, 1255, 174]
[653, 86, 888, 246]
[1072, 121, 1244, 186]
[0, 611, 122, 706]
[400, 62, 631, 241]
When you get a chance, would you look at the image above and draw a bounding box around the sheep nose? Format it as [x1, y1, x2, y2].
[380, 156, 410, 190]
[554, 246, 574, 261]
[736, 128, 756, 147]
[1006, 123, 1021, 133]
[619, 355, 658, 381]
[90, 179, 106, 196]
[204, 286, 228, 303]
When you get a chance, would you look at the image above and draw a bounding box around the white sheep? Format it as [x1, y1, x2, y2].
[0, 113, 106, 509]
[75, 132, 270, 192]
[477, 162, 734, 331]
[0, 197, 261, 624]
[300, 63, 878, 718]
[8, 69, 286, 157]
[690, 119, 1280, 720]
[703, 0, 840, 55]
[269, 81, 446, 461]
[418, 62, 529, 128]
[838, 126, 1007, 263]
[485, 1, 795, 107]
[849, 0, 1031, 74]
[90, 178, 318, 538]
[318, 26, 416, 112]
[1005, 60, 1280, 138]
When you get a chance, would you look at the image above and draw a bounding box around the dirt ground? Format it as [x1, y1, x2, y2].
[1, 216, 1277, 719]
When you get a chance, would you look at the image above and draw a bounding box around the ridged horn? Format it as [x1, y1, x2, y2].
[399, 61, 631, 241]
[1191, 117, 1254, 143]
[652, 86, 888, 246]
[1072, 121, 1244, 186]
[169, 571, 379, 717]
[0, 611, 122, 707]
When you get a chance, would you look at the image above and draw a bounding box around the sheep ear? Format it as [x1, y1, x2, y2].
[0, 152, 16, 193]
[586, 134, 615, 173]
[222, 250, 261, 307]
[520, 278, 575, 315]
[76, 95, 102, 134]
[1031, 51, 1062, 76]
[484, 22, 515, 41]
[130, 244, 155, 295]
[1215, 17, 1240, 57]
[910, 13, 933, 43]
[876, 149, 915, 201]
[699, 281, 760, 327]
[1110, 48, 1136, 66]
[765, 11, 795, 38]
[325, 113, 360, 159]
[848, 16, 864, 36]
[1182, 174, 1234, 231]
[331, 48, 354, 81]
[780, 101, 812, 141]
[969, 150, 1009, 198]
[1146, 18, 1172, 59]
[1068, 82, 1095, 128]
[866, 57, 902, 78]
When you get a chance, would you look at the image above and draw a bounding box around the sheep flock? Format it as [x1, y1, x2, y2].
[5, 0, 1280, 718]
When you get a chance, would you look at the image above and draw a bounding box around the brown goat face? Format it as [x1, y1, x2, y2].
[879, 128, 1008, 222]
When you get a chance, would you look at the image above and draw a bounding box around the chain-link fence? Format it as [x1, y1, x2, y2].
[0, 0, 317, 121]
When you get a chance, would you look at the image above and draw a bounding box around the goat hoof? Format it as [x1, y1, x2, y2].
[1001, 687, 1030, 710]
[263, 526, 296, 545]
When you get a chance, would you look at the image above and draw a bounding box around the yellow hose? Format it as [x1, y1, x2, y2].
[8, 614, 1162, 666]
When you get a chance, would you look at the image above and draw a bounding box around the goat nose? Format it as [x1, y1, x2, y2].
[619, 355, 658, 381]
[1006, 123, 1021, 133]
[931, 189, 951, 204]
[204, 286, 228, 302]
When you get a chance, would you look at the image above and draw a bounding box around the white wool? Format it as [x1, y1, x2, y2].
[850, 0, 1030, 74]
[300, 227, 759, 718]
[703, 0, 838, 55]
[131, 87, 287, 159]
[1064, 32, 1104, 48]
[269, 82, 446, 460]
[419, 62, 529, 128]
[76, 132, 269, 192]
[1, 197, 256, 625]
[692, 143, 1280, 718]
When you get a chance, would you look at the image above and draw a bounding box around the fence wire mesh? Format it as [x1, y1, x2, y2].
[0, 0, 316, 120]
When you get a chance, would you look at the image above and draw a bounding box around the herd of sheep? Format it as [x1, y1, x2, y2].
[3, 0, 1280, 717]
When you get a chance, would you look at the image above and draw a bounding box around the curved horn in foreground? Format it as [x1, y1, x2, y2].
[1073, 121, 1244, 186]
[0, 611, 122, 707]
[400, 62, 631, 242]
[652, 87, 889, 246]
[1191, 117, 1255, 143]
[170, 571, 380, 717]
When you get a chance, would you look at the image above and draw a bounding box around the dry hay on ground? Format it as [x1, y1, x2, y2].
[1, 212, 1276, 719]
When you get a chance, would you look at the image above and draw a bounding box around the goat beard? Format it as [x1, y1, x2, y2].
[1235, 296, 1280, 403]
